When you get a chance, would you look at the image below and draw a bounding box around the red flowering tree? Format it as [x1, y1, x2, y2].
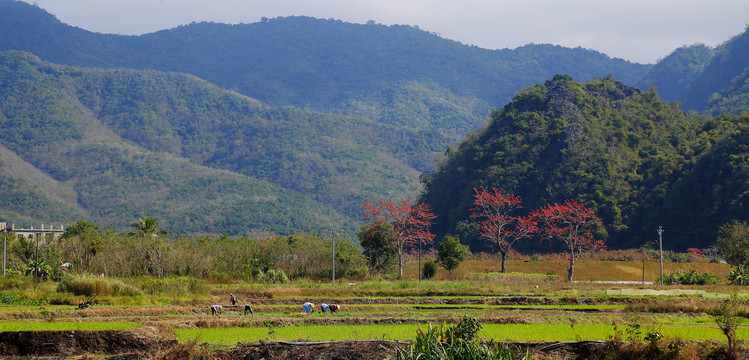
[531, 199, 605, 281]
[470, 186, 535, 273]
[362, 200, 436, 279]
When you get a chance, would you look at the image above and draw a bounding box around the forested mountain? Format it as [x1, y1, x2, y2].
[421, 75, 749, 252]
[637, 27, 749, 114]
[0, 0, 648, 146]
[0, 50, 430, 234]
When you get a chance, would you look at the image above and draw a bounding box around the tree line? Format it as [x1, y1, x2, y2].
[359, 189, 604, 282]
[4, 217, 367, 282]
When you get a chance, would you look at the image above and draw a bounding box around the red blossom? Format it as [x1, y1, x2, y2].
[687, 248, 704, 260]
[469, 186, 536, 272]
[531, 199, 604, 281]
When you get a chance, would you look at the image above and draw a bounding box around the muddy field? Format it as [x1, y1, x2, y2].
[0, 328, 613, 360]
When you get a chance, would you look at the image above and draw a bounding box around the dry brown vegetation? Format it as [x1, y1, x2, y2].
[402, 259, 732, 283]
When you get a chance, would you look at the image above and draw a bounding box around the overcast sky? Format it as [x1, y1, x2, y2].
[21, 0, 749, 64]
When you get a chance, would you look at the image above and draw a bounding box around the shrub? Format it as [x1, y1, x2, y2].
[0, 292, 21, 305]
[135, 276, 208, 296]
[604, 324, 686, 359]
[437, 235, 469, 273]
[660, 267, 720, 285]
[710, 297, 743, 359]
[57, 275, 144, 296]
[422, 260, 437, 279]
[255, 269, 289, 284]
[727, 264, 748, 285]
[0, 274, 33, 291]
[392, 316, 529, 360]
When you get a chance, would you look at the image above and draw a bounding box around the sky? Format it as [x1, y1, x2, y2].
[20, 0, 749, 64]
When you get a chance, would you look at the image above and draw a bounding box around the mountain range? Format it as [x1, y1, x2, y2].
[1, 0, 748, 250]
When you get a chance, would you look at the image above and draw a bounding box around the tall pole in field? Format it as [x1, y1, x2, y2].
[331, 233, 335, 287]
[35, 232, 39, 281]
[2, 226, 6, 277]
[657, 226, 664, 285]
[418, 239, 422, 281]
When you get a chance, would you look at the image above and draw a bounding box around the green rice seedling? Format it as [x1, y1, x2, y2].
[0, 321, 139, 331]
[172, 320, 748, 345]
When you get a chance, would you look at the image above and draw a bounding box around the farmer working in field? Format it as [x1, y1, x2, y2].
[244, 304, 254, 315]
[230, 293, 236, 306]
[210, 304, 223, 315]
[302, 302, 314, 314]
[320, 303, 340, 314]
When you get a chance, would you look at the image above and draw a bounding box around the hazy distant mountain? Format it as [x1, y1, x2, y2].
[638, 27, 749, 114]
[0, 0, 648, 138]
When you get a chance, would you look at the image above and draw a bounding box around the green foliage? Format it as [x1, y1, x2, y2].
[716, 220, 749, 267]
[255, 269, 289, 284]
[392, 316, 530, 360]
[0, 274, 33, 291]
[358, 223, 398, 276]
[24, 257, 51, 280]
[61, 220, 99, 239]
[710, 296, 743, 358]
[134, 276, 208, 296]
[660, 267, 720, 285]
[421, 260, 438, 280]
[437, 235, 469, 272]
[332, 239, 369, 279]
[728, 265, 749, 286]
[129, 216, 168, 238]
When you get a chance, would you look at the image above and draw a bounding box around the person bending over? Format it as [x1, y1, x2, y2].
[302, 302, 314, 314]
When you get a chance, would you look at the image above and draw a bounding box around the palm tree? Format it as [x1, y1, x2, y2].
[129, 216, 168, 237]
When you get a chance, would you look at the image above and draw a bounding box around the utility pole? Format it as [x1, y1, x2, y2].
[658, 226, 664, 285]
[418, 239, 422, 281]
[331, 233, 335, 287]
[35, 232, 39, 281]
[2, 225, 6, 277]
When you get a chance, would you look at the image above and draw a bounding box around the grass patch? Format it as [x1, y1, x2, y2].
[128, 276, 208, 296]
[0, 320, 140, 331]
[58, 275, 144, 297]
[0, 305, 74, 311]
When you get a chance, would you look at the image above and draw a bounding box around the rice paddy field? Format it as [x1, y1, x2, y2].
[173, 322, 749, 344]
[0, 259, 747, 358]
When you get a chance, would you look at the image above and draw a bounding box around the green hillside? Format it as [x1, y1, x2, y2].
[421, 75, 749, 252]
[0, 51, 399, 234]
